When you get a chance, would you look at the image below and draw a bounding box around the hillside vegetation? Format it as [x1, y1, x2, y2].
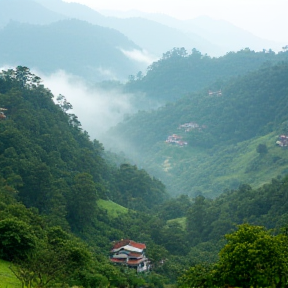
[107, 56, 288, 197]
[0, 259, 21, 288]
[0, 67, 170, 287]
[2, 66, 288, 287]
[125, 48, 288, 102]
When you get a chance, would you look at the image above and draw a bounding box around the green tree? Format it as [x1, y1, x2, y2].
[67, 173, 99, 230]
[0, 218, 36, 261]
[177, 263, 213, 288]
[186, 195, 207, 245]
[257, 143, 268, 154]
[214, 224, 288, 288]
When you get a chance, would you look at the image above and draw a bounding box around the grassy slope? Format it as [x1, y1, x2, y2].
[0, 260, 21, 288]
[143, 131, 288, 198]
[97, 199, 128, 218]
[167, 217, 186, 230]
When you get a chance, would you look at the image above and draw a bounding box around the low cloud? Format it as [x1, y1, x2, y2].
[96, 66, 118, 80]
[120, 48, 158, 65]
[1, 66, 160, 156]
[38, 70, 138, 141]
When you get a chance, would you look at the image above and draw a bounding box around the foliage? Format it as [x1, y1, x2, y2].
[0, 218, 37, 261]
[126, 48, 288, 102]
[178, 224, 288, 288]
[0, 67, 169, 287]
[177, 264, 214, 288]
[97, 199, 128, 218]
[0, 259, 21, 288]
[3, 65, 288, 287]
[256, 143, 268, 154]
[215, 224, 288, 288]
[108, 61, 288, 197]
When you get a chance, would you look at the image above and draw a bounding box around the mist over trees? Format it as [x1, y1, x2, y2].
[1, 1, 288, 286]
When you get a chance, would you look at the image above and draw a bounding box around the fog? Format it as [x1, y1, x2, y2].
[39, 70, 158, 144]
[120, 48, 158, 65]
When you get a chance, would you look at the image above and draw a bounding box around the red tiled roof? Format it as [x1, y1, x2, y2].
[129, 240, 146, 250]
[127, 258, 146, 266]
[110, 258, 127, 263]
[111, 239, 130, 250]
[111, 239, 146, 251]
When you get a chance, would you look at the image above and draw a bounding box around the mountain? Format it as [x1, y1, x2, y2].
[3, 0, 279, 60]
[34, 0, 105, 24]
[100, 10, 284, 54]
[34, 0, 219, 57]
[124, 48, 288, 102]
[2, 67, 288, 287]
[0, 67, 172, 287]
[105, 59, 288, 198]
[0, 19, 145, 81]
[0, 0, 65, 27]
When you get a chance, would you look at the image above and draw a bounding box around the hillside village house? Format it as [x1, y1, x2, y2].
[110, 239, 150, 273]
[165, 134, 188, 146]
[276, 135, 288, 147]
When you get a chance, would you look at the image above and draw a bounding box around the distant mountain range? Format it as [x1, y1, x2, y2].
[0, 0, 285, 82]
[0, 19, 143, 81]
[99, 9, 285, 55]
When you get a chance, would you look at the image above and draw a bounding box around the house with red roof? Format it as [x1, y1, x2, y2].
[110, 239, 150, 273]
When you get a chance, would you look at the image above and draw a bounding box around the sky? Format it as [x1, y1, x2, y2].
[63, 0, 288, 43]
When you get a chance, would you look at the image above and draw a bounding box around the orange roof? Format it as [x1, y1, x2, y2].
[127, 258, 146, 265]
[111, 239, 130, 250]
[111, 239, 146, 251]
[110, 258, 126, 263]
[128, 252, 144, 259]
[129, 240, 146, 250]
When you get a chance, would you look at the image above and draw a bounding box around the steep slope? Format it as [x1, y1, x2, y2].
[125, 48, 288, 102]
[0, 20, 144, 81]
[0, 66, 171, 287]
[106, 61, 288, 197]
[2, 68, 288, 286]
[0, 67, 167, 222]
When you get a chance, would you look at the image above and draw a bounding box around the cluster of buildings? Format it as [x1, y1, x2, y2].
[165, 134, 188, 147]
[208, 89, 222, 96]
[178, 122, 206, 132]
[0, 108, 7, 120]
[165, 121, 207, 147]
[110, 239, 150, 273]
[276, 135, 288, 147]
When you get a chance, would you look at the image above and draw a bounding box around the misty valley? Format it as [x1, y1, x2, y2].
[1, 0, 288, 288]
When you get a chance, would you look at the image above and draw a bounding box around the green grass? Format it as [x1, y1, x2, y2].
[97, 199, 128, 218]
[0, 259, 21, 288]
[164, 284, 177, 288]
[167, 217, 186, 230]
[145, 131, 288, 198]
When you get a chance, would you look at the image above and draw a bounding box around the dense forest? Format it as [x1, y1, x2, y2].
[125, 48, 288, 102]
[106, 51, 288, 197]
[1, 59, 288, 287]
[0, 67, 169, 287]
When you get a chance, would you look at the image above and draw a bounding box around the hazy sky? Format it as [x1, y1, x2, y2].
[63, 0, 288, 42]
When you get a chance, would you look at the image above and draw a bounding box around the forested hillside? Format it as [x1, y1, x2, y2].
[0, 67, 170, 287]
[125, 48, 288, 102]
[106, 60, 288, 197]
[2, 66, 288, 287]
